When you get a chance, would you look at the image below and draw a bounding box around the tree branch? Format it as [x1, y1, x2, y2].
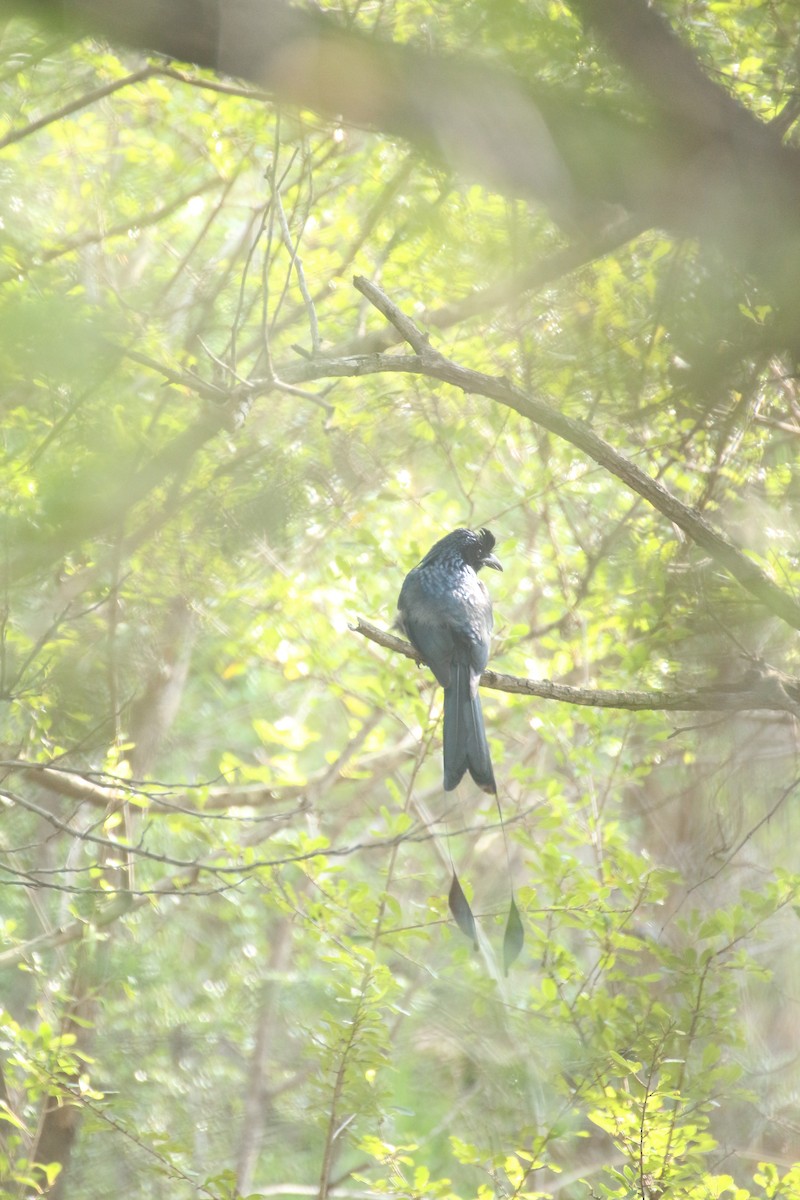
[569, 0, 751, 137]
[0, 867, 201, 969]
[352, 618, 800, 716]
[0, 64, 158, 150]
[278, 277, 800, 633]
[0, 760, 298, 814]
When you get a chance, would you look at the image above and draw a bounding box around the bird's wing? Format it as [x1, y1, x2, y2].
[397, 570, 454, 688]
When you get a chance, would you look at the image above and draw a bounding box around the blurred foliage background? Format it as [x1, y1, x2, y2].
[2, 2, 800, 1197]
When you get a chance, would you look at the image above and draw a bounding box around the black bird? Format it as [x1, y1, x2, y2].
[397, 527, 502, 794]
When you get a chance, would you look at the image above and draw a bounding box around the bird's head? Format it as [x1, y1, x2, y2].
[431, 525, 501, 571]
[470, 525, 501, 571]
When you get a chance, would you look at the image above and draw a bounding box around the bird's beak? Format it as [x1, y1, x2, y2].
[484, 553, 503, 572]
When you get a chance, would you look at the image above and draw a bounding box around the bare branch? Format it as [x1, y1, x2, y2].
[352, 617, 800, 716]
[2, 782, 529, 882]
[353, 275, 431, 355]
[1, 760, 295, 812]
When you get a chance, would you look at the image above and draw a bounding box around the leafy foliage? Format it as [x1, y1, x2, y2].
[2, 4, 800, 1199]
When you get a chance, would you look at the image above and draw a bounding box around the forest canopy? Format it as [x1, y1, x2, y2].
[2, 1, 800, 1198]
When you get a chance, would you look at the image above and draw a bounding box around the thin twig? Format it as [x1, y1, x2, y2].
[275, 188, 321, 353]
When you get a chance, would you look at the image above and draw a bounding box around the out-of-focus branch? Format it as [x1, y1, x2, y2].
[7, 0, 800, 317]
[0, 867, 201, 969]
[1, 760, 295, 811]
